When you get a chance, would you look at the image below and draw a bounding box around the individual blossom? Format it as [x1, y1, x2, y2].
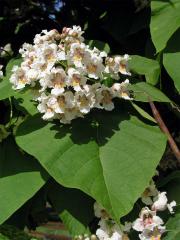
[139, 225, 165, 240]
[141, 180, 158, 205]
[48, 67, 68, 95]
[10, 66, 29, 90]
[0, 43, 13, 57]
[132, 207, 164, 232]
[74, 86, 95, 114]
[152, 192, 176, 214]
[105, 54, 131, 77]
[94, 202, 109, 219]
[68, 42, 90, 68]
[34, 29, 61, 45]
[37, 93, 56, 120]
[111, 79, 132, 100]
[61, 25, 84, 44]
[86, 54, 105, 80]
[95, 85, 114, 111]
[67, 67, 87, 91]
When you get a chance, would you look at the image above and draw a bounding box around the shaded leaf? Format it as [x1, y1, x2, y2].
[129, 55, 160, 85]
[150, 0, 180, 52]
[0, 58, 21, 100]
[0, 137, 48, 224]
[163, 52, 180, 92]
[163, 212, 180, 240]
[129, 82, 171, 102]
[48, 180, 94, 236]
[131, 102, 156, 123]
[16, 109, 166, 222]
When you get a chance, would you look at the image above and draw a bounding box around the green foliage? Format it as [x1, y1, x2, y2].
[0, 137, 48, 224]
[163, 52, 180, 92]
[163, 213, 180, 240]
[47, 180, 94, 236]
[129, 55, 160, 85]
[150, 0, 180, 53]
[0, 59, 21, 100]
[16, 110, 166, 222]
[0, 0, 179, 238]
[0, 225, 34, 240]
[129, 82, 171, 102]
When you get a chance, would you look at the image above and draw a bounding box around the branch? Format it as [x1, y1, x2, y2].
[148, 97, 180, 164]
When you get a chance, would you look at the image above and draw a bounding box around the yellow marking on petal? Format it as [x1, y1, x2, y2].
[18, 78, 27, 84]
[87, 64, 97, 74]
[72, 74, 81, 86]
[58, 96, 65, 108]
[102, 90, 112, 104]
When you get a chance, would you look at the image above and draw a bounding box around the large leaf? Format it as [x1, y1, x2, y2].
[13, 90, 38, 115]
[129, 55, 160, 85]
[0, 137, 48, 224]
[150, 0, 180, 52]
[129, 82, 171, 102]
[163, 212, 180, 240]
[0, 58, 21, 100]
[47, 180, 94, 236]
[163, 52, 180, 93]
[16, 110, 166, 222]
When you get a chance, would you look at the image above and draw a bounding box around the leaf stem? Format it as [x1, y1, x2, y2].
[148, 97, 180, 163]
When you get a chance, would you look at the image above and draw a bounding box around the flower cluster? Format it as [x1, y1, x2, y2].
[94, 202, 131, 240]
[92, 182, 176, 240]
[10, 26, 132, 123]
[132, 181, 177, 240]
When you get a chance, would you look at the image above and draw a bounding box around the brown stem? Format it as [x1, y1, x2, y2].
[148, 97, 180, 163]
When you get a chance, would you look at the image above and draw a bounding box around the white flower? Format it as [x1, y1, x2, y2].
[152, 192, 168, 212]
[114, 55, 131, 75]
[49, 67, 67, 95]
[96, 85, 114, 111]
[74, 87, 95, 114]
[94, 202, 109, 219]
[10, 25, 132, 124]
[132, 207, 163, 232]
[10, 66, 29, 90]
[141, 180, 158, 205]
[112, 79, 132, 100]
[1, 43, 13, 57]
[96, 228, 109, 240]
[68, 42, 90, 68]
[167, 200, 176, 214]
[37, 93, 56, 120]
[67, 67, 86, 91]
[86, 54, 105, 79]
[139, 225, 166, 240]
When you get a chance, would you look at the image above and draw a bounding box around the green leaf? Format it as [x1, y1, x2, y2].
[86, 40, 110, 53]
[13, 90, 38, 115]
[131, 102, 156, 123]
[129, 55, 160, 85]
[150, 0, 180, 52]
[16, 109, 166, 222]
[163, 212, 180, 240]
[0, 137, 48, 224]
[163, 52, 180, 92]
[0, 58, 21, 100]
[47, 180, 94, 236]
[129, 82, 171, 102]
